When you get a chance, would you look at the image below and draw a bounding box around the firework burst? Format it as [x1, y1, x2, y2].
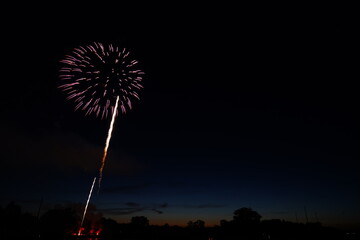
[59, 42, 144, 118]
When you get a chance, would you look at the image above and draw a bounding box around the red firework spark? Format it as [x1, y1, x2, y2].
[59, 42, 144, 118]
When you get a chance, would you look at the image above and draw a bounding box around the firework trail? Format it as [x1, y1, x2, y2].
[78, 177, 97, 236]
[98, 95, 119, 190]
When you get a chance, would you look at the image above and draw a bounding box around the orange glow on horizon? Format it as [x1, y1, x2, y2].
[113, 217, 220, 228]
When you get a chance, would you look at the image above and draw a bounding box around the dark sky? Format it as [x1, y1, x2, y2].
[1, 6, 358, 229]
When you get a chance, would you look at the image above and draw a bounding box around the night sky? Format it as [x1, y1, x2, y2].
[1, 6, 358, 230]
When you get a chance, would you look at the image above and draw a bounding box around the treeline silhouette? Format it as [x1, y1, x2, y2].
[0, 201, 358, 240]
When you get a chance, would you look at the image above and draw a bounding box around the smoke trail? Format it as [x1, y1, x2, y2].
[78, 177, 97, 236]
[98, 96, 120, 190]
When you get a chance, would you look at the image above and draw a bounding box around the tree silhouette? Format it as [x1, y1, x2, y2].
[131, 216, 149, 227]
[0, 202, 351, 240]
[233, 207, 262, 224]
[220, 207, 262, 239]
[220, 219, 230, 227]
[39, 206, 78, 239]
[101, 217, 122, 239]
[0, 202, 37, 240]
[187, 219, 205, 228]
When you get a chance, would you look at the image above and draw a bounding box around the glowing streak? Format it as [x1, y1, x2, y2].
[98, 96, 119, 190]
[78, 177, 97, 236]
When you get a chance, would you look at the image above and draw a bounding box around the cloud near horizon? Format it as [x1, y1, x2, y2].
[99, 202, 167, 216]
[99, 202, 225, 216]
[102, 184, 151, 194]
